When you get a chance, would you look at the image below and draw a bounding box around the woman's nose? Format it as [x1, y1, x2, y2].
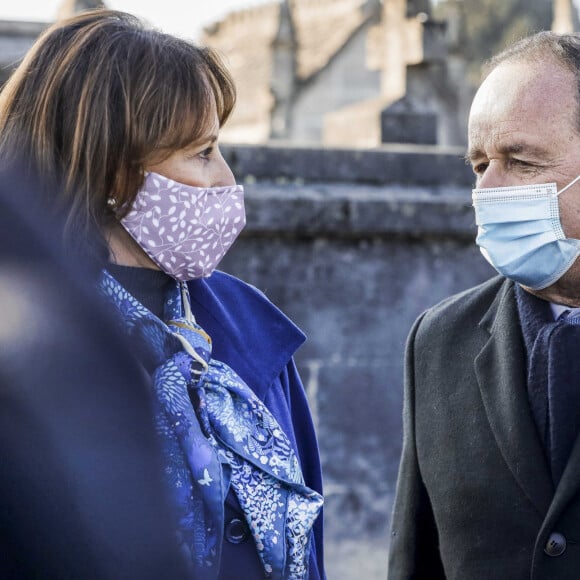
[214, 151, 236, 187]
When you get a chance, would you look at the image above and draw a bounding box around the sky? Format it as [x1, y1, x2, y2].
[0, 0, 273, 40]
[2, 0, 580, 40]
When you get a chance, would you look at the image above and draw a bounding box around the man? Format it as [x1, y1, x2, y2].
[388, 32, 580, 579]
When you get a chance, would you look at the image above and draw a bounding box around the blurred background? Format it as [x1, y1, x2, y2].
[0, 0, 577, 577]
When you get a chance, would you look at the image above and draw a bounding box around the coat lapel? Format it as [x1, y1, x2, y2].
[474, 280, 553, 516]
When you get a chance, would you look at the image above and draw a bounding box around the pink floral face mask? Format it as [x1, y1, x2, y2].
[120, 172, 245, 281]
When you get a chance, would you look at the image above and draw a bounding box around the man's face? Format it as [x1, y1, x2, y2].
[467, 58, 580, 305]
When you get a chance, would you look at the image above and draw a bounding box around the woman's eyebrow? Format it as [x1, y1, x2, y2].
[185, 135, 218, 151]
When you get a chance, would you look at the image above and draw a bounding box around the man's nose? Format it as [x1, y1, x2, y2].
[476, 163, 511, 189]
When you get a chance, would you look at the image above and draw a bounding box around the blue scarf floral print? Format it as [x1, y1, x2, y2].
[100, 272, 323, 579]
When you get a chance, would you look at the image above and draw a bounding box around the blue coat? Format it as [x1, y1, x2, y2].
[188, 271, 325, 580]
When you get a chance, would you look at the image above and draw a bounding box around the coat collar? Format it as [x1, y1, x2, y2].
[187, 271, 306, 400]
[475, 279, 554, 516]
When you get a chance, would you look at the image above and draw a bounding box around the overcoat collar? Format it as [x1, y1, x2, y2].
[187, 271, 306, 400]
[474, 279, 554, 516]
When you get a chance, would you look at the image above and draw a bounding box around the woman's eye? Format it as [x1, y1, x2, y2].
[198, 146, 214, 160]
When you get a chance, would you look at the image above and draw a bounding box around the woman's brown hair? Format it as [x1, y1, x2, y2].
[0, 9, 236, 255]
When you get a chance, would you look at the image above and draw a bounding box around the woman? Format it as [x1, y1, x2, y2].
[0, 10, 324, 580]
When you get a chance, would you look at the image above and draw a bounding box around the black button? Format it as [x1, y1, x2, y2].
[544, 532, 567, 557]
[225, 518, 249, 544]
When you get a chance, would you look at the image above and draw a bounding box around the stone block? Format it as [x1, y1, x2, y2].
[222, 143, 474, 187]
[381, 110, 438, 144]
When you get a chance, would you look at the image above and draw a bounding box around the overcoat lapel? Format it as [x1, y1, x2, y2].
[474, 281, 553, 517]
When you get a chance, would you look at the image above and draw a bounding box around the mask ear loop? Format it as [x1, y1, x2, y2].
[553, 175, 580, 265]
[556, 174, 580, 196]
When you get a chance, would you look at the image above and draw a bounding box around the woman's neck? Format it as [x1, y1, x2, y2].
[105, 221, 160, 270]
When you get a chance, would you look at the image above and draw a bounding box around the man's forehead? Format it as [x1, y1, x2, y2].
[468, 60, 578, 152]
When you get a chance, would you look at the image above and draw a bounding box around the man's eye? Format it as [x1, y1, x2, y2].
[510, 159, 542, 174]
[473, 162, 488, 175]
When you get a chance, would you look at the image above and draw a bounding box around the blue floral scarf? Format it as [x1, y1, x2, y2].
[99, 271, 322, 579]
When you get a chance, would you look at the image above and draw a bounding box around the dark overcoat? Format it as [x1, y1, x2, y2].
[389, 276, 580, 580]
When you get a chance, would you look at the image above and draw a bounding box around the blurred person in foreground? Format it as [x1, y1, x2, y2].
[0, 163, 188, 579]
[0, 10, 324, 580]
[389, 32, 580, 579]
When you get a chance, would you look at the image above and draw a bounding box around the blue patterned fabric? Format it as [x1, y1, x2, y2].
[99, 271, 323, 579]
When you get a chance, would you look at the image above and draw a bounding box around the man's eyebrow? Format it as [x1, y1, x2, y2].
[464, 142, 549, 164]
[464, 148, 483, 164]
[497, 143, 525, 155]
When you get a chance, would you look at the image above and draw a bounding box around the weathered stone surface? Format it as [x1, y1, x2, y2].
[242, 182, 474, 237]
[381, 110, 438, 144]
[219, 144, 494, 579]
[0, 20, 47, 84]
[222, 143, 473, 186]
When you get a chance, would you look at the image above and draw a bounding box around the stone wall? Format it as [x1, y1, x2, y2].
[0, 20, 47, 85]
[219, 143, 496, 579]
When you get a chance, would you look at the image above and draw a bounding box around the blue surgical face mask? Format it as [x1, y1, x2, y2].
[472, 175, 580, 290]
